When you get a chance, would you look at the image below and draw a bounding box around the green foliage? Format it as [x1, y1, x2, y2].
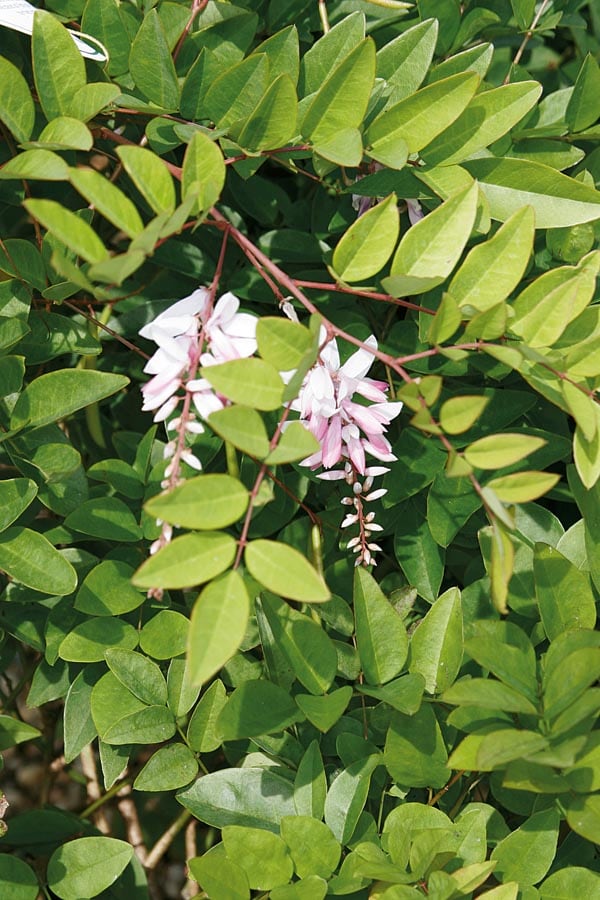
[1, 1, 600, 897]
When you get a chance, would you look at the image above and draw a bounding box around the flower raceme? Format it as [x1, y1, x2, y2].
[139, 290, 402, 565]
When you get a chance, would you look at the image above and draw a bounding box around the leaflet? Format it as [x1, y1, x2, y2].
[0, 0, 107, 63]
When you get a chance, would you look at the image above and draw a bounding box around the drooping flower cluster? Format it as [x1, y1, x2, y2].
[291, 330, 403, 565]
[138, 287, 256, 565]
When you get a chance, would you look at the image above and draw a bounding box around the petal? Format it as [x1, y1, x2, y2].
[340, 335, 377, 380]
[322, 416, 343, 468]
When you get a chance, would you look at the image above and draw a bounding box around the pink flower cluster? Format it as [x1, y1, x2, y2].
[291, 330, 403, 477]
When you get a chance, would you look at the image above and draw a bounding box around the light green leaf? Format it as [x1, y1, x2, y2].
[366, 73, 479, 167]
[0, 478, 38, 532]
[35, 117, 93, 151]
[354, 567, 408, 685]
[464, 433, 546, 469]
[47, 837, 133, 900]
[10, 369, 127, 432]
[540, 867, 600, 900]
[384, 705, 449, 789]
[409, 587, 463, 694]
[237, 75, 298, 151]
[574, 422, 600, 489]
[218, 679, 301, 740]
[491, 809, 559, 886]
[129, 10, 180, 109]
[188, 846, 250, 900]
[252, 25, 300, 85]
[259, 593, 338, 695]
[376, 18, 438, 100]
[566, 54, 600, 133]
[280, 817, 341, 880]
[132, 532, 236, 590]
[66, 83, 120, 122]
[140, 610, 189, 660]
[300, 12, 365, 96]
[201, 358, 283, 411]
[145, 474, 248, 530]
[463, 158, 600, 227]
[181, 130, 226, 214]
[103, 705, 175, 745]
[294, 740, 326, 819]
[205, 55, 269, 129]
[487, 471, 560, 503]
[0, 56, 35, 141]
[449, 206, 535, 312]
[222, 826, 293, 891]
[91, 671, 145, 738]
[69, 168, 144, 238]
[332, 195, 400, 282]
[295, 688, 352, 732]
[441, 678, 537, 715]
[208, 405, 270, 458]
[534, 543, 596, 640]
[32, 10, 86, 121]
[0, 149, 69, 181]
[384, 183, 478, 296]
[421, 81, 542, 166]
[256, 317, 314, 370]
[64, 498, 142, 543]
[23, 200, 108, 265]
[75, 560, 144, 616]
[117, 145, 176, 215]
[188, 571, 250, 686]
[187, 679, 227, 752]
[0, 856, 38, 900]
[245, 539, 330, 603]
[81, 0, 131, 76]
[324, 754, 381, 845]
[440, 396, 490, 434]
[266, 421, 320, 465]
[59, 618, 138, 663]
[0, 527, 76, 595]
[134, 744, 198, 792]
[105, 648, 168, 707]
[302, 39, 376, 166]
[177, 767, 296, 832]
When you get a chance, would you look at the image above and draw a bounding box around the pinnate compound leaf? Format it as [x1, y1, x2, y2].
[245, 539, 330, 603]
[218, 679, 302, 740]
[181, 130, 226, 214]
[463, 158, 600, 227]
[491, 809, 560, 886]
[332, 194, 400, 282]
[23, 200, 108, 265]
[201, 358, 284, 410]
[409, 587, 463, 694]
[117, 146, 176, 215]
[354, 567, 408, 684]
[464, 433, 546, 469]
[47, 837, 133, 900]
[188, 571, 250, 686]
[384, 183, 478, 296]
[145, 474, 249, 530]
[0, 57, 35, 141]
[134, 744, 198, 792]
[0, 478, 37, 532]
[177, 767, 296, 832]
[32, 10, 86, 121]
[132, 533, 236, 590]
[0, 527, 76, 595]
[222, 826, 293, 890]
[129, 10, 179, 109]
[10, 369, 127, 432]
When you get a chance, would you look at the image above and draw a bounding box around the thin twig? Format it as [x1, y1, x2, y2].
[117, 785, 148, 864]
[145, 809, 192, 869]
[504, 0, 552, 83]
[172, 0, 210, 62]
[80, 745, 111, 835]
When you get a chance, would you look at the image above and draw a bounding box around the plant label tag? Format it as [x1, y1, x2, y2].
[0, 0, 108, 63]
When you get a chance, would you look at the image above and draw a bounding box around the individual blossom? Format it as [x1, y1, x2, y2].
[291, 330, 402, 566]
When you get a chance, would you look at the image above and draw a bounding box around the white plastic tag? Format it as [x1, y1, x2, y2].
[0, 0, 108, 63]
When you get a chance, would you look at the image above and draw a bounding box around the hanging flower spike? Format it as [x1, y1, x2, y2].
[291, 329, 402, 567]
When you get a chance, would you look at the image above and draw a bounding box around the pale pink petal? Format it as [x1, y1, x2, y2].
[322, 415, 343, 468]
[340, 335, 377, 380]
